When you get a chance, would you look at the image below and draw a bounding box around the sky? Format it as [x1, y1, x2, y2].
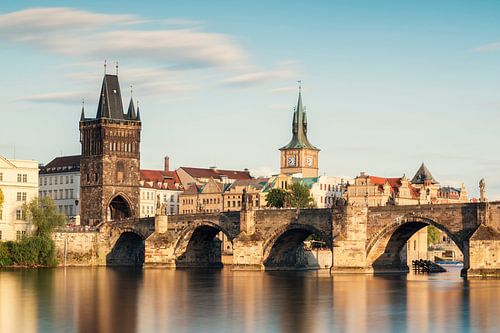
[0, 0, 499, 199]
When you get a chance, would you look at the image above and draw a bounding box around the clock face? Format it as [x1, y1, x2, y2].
[287, 156, 296, 166]
[306, 156, 313, 166]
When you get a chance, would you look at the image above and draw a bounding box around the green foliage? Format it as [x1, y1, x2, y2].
[427, 225, 440, 245]
[0, 242, 12, 266]
[287, 182, 315, 209]
[266, 188, 288, 208]
[23, 196, 67, 237]
[1, 236, 57, 267]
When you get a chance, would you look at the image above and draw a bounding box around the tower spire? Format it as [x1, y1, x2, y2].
[80, 98, 85, 121]
[104, 59, 107, 75]
[115, 61, 119, 75]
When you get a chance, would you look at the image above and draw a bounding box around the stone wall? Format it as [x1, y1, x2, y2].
[52, 231, 109, 266]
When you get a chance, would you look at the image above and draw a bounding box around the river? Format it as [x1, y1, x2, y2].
[0, 266, 499, 333]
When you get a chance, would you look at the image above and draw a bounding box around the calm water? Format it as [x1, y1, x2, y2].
[0, 266, 499, 333]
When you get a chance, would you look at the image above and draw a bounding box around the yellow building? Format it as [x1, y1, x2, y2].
[179, 178, 225, 214]
[279, 89, 320, 178]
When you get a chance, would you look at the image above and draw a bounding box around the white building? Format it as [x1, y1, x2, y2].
[39, 155, 81, 224]
[0, 156, 39, 241]
[302, 175, 351, 208]
[139, 161, 183, 217]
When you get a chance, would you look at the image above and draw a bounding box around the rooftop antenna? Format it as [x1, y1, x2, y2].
[115, 61, 119, 75]
[104, 59, 107, 75]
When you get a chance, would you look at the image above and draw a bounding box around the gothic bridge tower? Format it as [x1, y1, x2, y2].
[79, 71, 141, 225]
[279, 88, 320, 177]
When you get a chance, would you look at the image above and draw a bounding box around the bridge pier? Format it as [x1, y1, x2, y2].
[467, 225, 500, 278]
[331, 205, 372, 274]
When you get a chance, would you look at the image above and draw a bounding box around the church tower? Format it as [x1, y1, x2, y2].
[279, 88, 320, 177]
[79, 70, 141, 225]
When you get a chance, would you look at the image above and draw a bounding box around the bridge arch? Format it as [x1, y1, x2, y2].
[262, 223, 332, 270]
[106, 230, 145, 266]
[174, 221, 234, 268]
[107, 193, 133, 221]
[366, 215, 466, 273]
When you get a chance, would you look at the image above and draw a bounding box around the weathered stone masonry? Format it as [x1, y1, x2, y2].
[54, 202, 500, 278]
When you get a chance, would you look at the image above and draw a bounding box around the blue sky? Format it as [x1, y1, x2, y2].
[0, 1, 499, 199]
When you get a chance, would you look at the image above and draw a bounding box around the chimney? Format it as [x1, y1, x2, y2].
[164, 156, 170, 172]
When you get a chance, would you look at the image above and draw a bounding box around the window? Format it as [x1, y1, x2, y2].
[60, 176, 63, 184]
[55, 176, 58, 185]
[22, 192, 27, 201]
[23, 174, 27, 182]
[0, 230, 2, 240]
[65, 189, 69, 199]
[16, 209, 25, 221]
[49, 177, 53, 185]
[70, 175, 74, 184]
[66, 176, 69, 184]
[17, 174, 22, 182]
[0, 209, 2, 220]
[44, 177, 47, 186]
[59, 190, 63, 199]
[70, 189, 74, 199]
[0, 172, 3, 181]
[17, 192, 22, 201]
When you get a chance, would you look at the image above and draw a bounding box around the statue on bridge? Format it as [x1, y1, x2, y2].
[479, 178, 487, 202]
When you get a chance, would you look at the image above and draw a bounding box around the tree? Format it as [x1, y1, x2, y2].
[427, 225, 440, 246]
[287, 182, 315, 209]
[266, 188, 288, 208]
[0, 187, 4, 209]
[23, 197, 67, 237]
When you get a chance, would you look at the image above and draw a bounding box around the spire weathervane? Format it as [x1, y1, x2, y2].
[104, 59, 107, 74]
[115, 61, 119, 75]
[297, 80, 302, 93]
[130, 85, 133, 97]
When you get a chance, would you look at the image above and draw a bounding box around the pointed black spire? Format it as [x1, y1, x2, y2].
[136, 100, 141, 121]
[126, 97, 136, 119]
[80, 99, 85, 121]
[96, 74, 124, 119]
[411, 162, 439, 184]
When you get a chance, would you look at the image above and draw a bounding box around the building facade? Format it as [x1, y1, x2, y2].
[0, 156, 38, 241]
[39, 155, 81, 223]
[308, 176, 349, 208]
[139, 158, 183, 217]
[79, 72, 141, 225]
[279, 89, 320, 178]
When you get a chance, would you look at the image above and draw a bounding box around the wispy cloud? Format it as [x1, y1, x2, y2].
[0, 8, 249, 70]
[222, 69, 295, 87]
[474, 42, 500, 53]
[20, 91, 87, 105]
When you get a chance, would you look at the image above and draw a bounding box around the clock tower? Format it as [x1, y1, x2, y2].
[279, 88, 320, 177]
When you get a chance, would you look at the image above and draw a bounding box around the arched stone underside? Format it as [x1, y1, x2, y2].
[366, 217, 467, 273]
[109, 194, 132, 221]
[263, 224, 332, 270]
[106, 231, 145, 266]
[174, 222, 233, 268]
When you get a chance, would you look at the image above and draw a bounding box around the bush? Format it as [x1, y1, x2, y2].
[0, 235, 57, 267]
[0, 242, 12, 266]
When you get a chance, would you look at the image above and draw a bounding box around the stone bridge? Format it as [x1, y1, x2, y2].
[53, 202, 500, 277]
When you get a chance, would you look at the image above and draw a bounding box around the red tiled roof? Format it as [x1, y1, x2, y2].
[368, 175, 420, 199]
[180, 167, 252, 181]
[140, 169, 182, 191]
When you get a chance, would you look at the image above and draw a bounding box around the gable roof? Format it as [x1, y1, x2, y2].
[179, 166, 252, 181]
[411, 163, 439, 184]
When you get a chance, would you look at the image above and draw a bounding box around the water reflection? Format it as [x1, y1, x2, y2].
[1, 267, 499, 333]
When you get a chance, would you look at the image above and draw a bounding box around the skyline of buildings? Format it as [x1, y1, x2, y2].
[1, 3, 499, 200]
